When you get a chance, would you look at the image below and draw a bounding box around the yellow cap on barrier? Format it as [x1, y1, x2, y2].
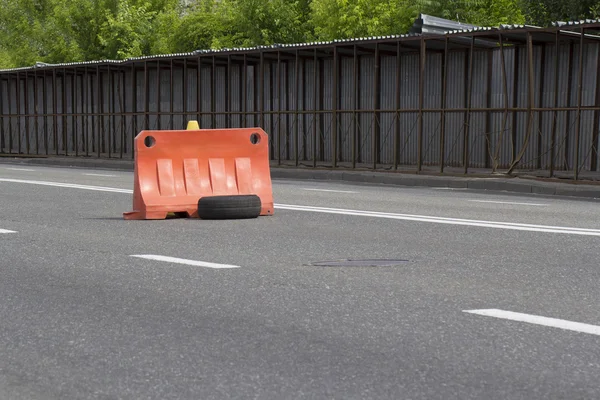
[186, 120, 200, 130]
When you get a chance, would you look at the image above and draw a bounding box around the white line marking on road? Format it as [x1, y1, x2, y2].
[432, 187, 467, 190]
[83, 173, 117, 177]
[0, 229, 17, 234]
[130, 255, 240, 269]
[1, 178, 598, 236]
[274, 203, 600, 236]
[469, 200, 548, 206]
[464, 309, 600, 336]
[6, 168, 35, 172]
[0, 178, 132, 194]
[303, 188, 358, 194]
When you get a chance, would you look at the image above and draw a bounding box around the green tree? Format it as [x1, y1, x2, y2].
[0, 0, 181, 67]
[97, 2, 158, 59]
[416, 0, 524, 26]
[0, 0, 81, 68]
[520, 0, 599, 26]
[167, 0, 310, 52]
[309, 0, 419, 40]
[308, 0, 525, 41]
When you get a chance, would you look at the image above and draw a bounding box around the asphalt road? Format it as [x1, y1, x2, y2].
[0, 164, 599, 400]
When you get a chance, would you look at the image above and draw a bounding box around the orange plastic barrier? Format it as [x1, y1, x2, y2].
[123, 127, 274, 220]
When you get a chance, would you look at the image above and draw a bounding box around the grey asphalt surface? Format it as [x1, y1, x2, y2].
[0, 164, 599, 399]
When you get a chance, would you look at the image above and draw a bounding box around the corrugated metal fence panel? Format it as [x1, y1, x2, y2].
[266, 63, 276, 158]
[538, 45, 557, 170]
[229, 63, 242, 128]
[272, 61, 284, 161]
[513, 45, 541, 170]
[215, 65, 227, 129]
[171, 67, 184, 130]
[4, 80, 16, 153]
[280, 61, 293, 162]
[271, 62, 280, 159]
[302, 59, 318, 163]
[339, 56, 355, 163]
[0, 80, 6, 153]
[200, 65, 212, 128]
[443, 50, 467, 167]
[422, 52, 443, 166]
[17, 78, 25, 154]
[3, 79, 14, 153]
[359, 55, 375, 164]
[398, 53, 419, 165]
[245, 65, 256, 128]
[120, 69, 134, 156]
[159, 67, 171, 130]
[82, 73, 94, 155]
[555, 44, 576, 170]
[120, 70, 134, 156]
[492, 47, 517, 169]
[31, 76, 45, 155]
[321, 58, 333, 163]
[467, 50, 490, 168]
[56, 75, 66, 154]
[186, 66, 197, 118]
[45, 76, 55, 155]
[379, 55, 396, 165]
[135, 67, 146, 137]
[147, 68, 158, 130]
[288, 60, 300, 162]
[298, 59, 311, 162]
[576, 43, 598, 172]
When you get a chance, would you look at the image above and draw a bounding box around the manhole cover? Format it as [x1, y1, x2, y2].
[310, 259, 409, 267]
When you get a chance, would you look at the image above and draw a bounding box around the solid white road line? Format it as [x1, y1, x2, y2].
[1, 178, 599, 236]
[303, 188, 358, 194]
[0, 178, 132, 194]
[6, 168, 35, 172]
[0, 229, 17, 234]
[130, 255, 240, 269]
[469, 200, 548, 206]
[83, 173, 117, 177]
[464, 309, 600, 336]
[274, 203, 600, 236]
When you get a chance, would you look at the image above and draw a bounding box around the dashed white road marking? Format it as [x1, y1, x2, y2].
[6, 168, 35, 172]
[130, 255, 240, 269]
[1, 178, 598, 236]
[469, 200, 548, 206]
[303, 188, 358, 194]
[83, 173, 117, 177]
[464, 309, 600, 337]
[0, 229, 17, 234]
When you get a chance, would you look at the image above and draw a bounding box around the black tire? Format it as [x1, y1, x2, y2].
[197, 195, 262, 220]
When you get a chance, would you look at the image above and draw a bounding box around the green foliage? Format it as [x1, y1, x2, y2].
[0, 0, 595, 69]
[98, 2, 158, 59]
[309, 0, 418, 40]
[413, 0, 524, 26]
[520, 0, 600, 25]
[169, 0, 309, 50]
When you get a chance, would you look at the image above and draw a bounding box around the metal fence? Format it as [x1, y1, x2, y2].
[1, 21, 600, 179]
